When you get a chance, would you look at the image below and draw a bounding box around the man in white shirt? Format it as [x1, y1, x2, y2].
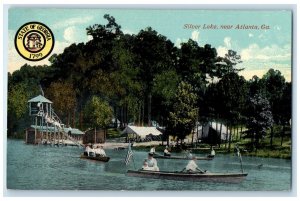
[182, 156, 206, 173]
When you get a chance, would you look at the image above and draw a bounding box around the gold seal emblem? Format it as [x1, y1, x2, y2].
[15, 22, 55, 61]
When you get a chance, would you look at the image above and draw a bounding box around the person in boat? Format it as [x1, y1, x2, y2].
[84, 145, 91, 156]
[164, 146, 171, 157]
[207, 147, 216, 158]
[182, 156, 206, 173]
[88, 145, 96, 157]
[186, 150, 193, 159]
[95, 145, 106, 157]
[146, 152, 159, 171]
[141, 160, 152, 171]
[150, 146, 156, 154]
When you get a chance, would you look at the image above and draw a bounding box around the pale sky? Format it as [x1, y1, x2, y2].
[8, 9, 292, 81]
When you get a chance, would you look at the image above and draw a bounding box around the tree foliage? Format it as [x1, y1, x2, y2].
[7, 14, 291, 150]
[246, 94, 274, 149]
[168, 82, 198, 140]
[84, 96, 113, 129]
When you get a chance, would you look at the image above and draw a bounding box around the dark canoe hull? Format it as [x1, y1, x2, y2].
[153, 154, 213, 161]
[127, 170, 247, 183]
[80, 154, 110, 162]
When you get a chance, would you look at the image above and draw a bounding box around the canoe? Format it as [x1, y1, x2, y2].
[80, 154, 110, 162]
[153, 153, 213, 161]
[127, 170, 247, 183]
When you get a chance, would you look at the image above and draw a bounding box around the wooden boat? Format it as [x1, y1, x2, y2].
[153, 153, 213, 161]
[127, 170, 247, 183]
[80, 154, 110, 162]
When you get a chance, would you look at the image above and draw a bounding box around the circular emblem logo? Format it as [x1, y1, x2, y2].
[15, 22, 55, 61]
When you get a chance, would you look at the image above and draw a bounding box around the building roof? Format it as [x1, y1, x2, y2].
[121, 125, 162, 139]
[29, 125, 84, 135]
[28, 95, 53, 103]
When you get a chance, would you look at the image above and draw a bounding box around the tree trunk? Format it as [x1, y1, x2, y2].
[125, 104, 128, 126]
[281, 125, 284, 146]
[147, 93, 152, 126]
[73, 109, 76, 128]
[270, 126, 274, 147]
[142, 100, 145, 126]
[67, 112, 70, 127]
[138, 102, 141, 126]
[94, 127, 97, 144]
[228, 126, 232, 152]
[225, 125, 228, 149]
[219, 123, 223, 147]
[114, 106, 117, 128]
[196, 122, 199, 146]
[79, 110, 83, 130]
[240, 126, 242, 140]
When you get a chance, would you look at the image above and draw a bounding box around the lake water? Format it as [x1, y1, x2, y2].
[6, 139, 292, 191]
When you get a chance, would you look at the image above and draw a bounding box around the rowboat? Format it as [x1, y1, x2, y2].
[153, 153, 213, 161]
[127, 170, 247, 183]
[80, 154, 110, 162]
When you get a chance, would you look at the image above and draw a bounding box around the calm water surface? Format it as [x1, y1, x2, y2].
[7, 139, 291, 191]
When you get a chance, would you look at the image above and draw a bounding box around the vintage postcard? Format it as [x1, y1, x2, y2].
[6, 7, 292, 192]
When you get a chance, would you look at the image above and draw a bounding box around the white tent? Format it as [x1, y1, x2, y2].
[194, 122, 230, 141]
[121, 125, 162, 139]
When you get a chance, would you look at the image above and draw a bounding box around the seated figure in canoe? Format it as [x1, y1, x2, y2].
[182, 156, 207, 173]
[164, 146, 171, 157]
[149, 146, 156, 154]
[95, 145, 106, 157]
[207, 147, 216, 158]
[84, 144, 95, 157]
[144, 153, 159, 171]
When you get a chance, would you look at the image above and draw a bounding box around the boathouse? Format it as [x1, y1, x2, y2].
[25, 94, 84, 147]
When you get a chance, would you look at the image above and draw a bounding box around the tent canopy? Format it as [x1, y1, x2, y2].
[121, 126, 162, 139]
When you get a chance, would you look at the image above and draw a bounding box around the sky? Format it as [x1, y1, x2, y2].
[8, 8, 292, 81]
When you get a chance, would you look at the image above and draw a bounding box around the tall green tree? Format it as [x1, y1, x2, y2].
[8, 83, 30, 135]
[84, 96, 113, 130]
[168, 82, 198, 142]
[261, 69, 286, 146]
[45, 81, 77, 127]
[133, 27, 176, 126]
[246, 94, 274, 150]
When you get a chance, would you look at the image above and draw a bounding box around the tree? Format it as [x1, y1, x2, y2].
[168, 82, 198, 142]
[246, 94, 274, 150]
[213, 72, 247, 151]
[84, 96, 113, 130]
[133, 27, 176, 126]
[8, 83, 31, 136]
[45, 81, 77, 127]
[261, 69, 286, 146]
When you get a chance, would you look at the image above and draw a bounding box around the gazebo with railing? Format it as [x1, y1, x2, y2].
[25, 94, 84, 147]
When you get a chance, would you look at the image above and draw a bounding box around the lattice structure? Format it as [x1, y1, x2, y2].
[26, 95, 84, 147]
